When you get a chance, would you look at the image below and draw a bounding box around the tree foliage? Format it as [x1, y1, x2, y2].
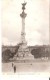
[2, 49, 12, 62]
[31, 47, 50, 58]
[31, 48, 41, 58]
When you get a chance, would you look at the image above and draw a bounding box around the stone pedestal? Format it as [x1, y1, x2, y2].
[13, 42, 34, 61]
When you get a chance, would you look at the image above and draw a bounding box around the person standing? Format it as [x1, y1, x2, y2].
[12, 63, 13, 67]
[14, 65, 16, 73]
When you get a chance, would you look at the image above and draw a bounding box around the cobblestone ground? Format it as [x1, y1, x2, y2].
[2, 60, 50, 74]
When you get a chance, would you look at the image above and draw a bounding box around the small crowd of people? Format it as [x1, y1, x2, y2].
[12, 63, 16, 73]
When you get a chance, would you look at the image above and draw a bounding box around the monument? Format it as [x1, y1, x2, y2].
[14, 1, 34, 61]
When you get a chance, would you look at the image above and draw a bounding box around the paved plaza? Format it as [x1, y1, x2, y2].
[2, 60, 50, 74]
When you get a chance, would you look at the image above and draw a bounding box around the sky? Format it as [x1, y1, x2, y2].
[2, 0, 49, 46]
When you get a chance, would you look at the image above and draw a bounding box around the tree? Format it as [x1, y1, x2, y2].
[2, 49, 12, 62]
[31, 48, 41, 58]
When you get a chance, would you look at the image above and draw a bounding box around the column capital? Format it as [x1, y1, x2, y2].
[20, 11, 27, 18]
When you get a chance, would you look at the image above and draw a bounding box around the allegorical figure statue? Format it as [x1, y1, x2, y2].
[22, 2, 27, 11]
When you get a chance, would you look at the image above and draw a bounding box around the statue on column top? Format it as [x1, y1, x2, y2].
[22, 1, 27, 11]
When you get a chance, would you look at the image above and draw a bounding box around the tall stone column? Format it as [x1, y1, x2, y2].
[13, 2, 34, 60]
[20, 2, 27, 44]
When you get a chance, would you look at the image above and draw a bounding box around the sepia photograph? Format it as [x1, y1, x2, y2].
[2, 0, 50, 74]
